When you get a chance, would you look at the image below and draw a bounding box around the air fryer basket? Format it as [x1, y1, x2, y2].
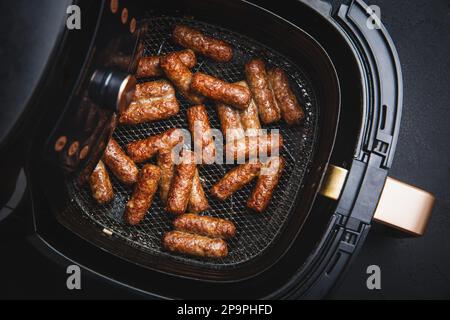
[66, 16, 319, 270]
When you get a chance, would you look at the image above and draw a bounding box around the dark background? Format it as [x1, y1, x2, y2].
[0, 0, 449, 299]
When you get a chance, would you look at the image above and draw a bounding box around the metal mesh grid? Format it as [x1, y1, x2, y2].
[67, 16, 319, 269]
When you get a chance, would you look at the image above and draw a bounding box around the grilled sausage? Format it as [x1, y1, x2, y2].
[103, 138, 139, 185]
[136, 49, 196, 78]
[89, 160, 114, 205]
[166, 150, 197, 215]
[191, 72, 251, 110]
[126, 128, 184, 163]
[236, 81, 261, 136]
[245, 59, 281, 124]
[188, 169, 210, 213]
[162, 231, 228, 258]
[157, 148, 175, 205]
[124, 164, 161, 225]
[225, 133, 283, 161]
[210, 162, 261, 201]
[160, 52, 204, 104]
[173, 214, 236, 239]
[268, 68, 305, 125]
[172, 25, 233, 62]
[119, 80, 179, 125]
[247, 156, 285, 213]
[216, 103, 245, 142]
[187, 105, 216, 164]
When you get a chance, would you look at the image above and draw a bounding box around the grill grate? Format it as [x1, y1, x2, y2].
[66, 16, 319, 269]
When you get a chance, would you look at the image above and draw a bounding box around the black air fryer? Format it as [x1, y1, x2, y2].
[0, 0, 435, 299]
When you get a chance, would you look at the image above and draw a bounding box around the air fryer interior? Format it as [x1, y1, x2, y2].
[31, 0, 364, 296]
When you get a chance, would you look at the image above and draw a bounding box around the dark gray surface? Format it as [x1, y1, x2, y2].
[332, 0, 450, 299]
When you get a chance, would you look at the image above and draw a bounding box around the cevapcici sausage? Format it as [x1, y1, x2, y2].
[247, 156, 285, 213]
[162, 231, 228, 258]
[124, 164, 161, 225]
[103, 138, 139, 185]
[225, 133, 283, 161]
[187, 105, 216, 164]
[216, 103, 244, 141]
[235, 81, 261, 136]
[173, 214, 236, 239]
[126, 128, 184, 163]
[245, 59, 281, 124]
[89, 160, 114, 205]
[268, 68, 305, 125]
[136, 49, 196, 78]
[188, 169, 210, 213]
[166, 150, 197, 215]
[119, 80, 179, 125]
[191, 72, 251, 110]
[160, 52, 204, 104]
[157, 148, 175, 205]
[172, 25, 233, 62]
[210, 162, 261, 201]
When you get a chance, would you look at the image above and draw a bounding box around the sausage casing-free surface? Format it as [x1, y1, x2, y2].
[188, 169, 210, 213]
[247, 156, 285, 213]
[124, 164, 161, 225]
[162, 231, 228, 258]
[210, 162, 261, 201]
[268, 68, 305, 125]
[157, 148, 175, 205]
[225, 133, 283, 161]
[235, 81, 261, 136]
[245, 59, 281, 124]
[172, 25, 233, 62]
[103, 138, 139, 185]
[216, 103, 244, 141]
[173, 214, 236, 239]
[160, 52, 204, 104]
[89, 160, 114, 205]
[187, 105, 216, 164]
[191, 72, 251, 110]
[119, 80, 179, 125]
[136, 49, 196, 78]
[166, 150, 197, 215]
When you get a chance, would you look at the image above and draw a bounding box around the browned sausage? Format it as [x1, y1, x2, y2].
[166, 150, 197, 215]
[235, 81, 261, 136]
[216, 103, 244, 142]
[124, 164, 161, 225]
[160, 52, 204, 104]
[245, 59, 281, 124]
[162, 231, 228, 258]
[187, 105, 216, 164]
[173, 213, 236, 239]
[267, 68, 305, 125]
[89, 160, 114, 205]
[225, 133, 283, 161]
[247, 156, 285, 213]
[188, 169, 210, 213]
[136, 49, 196, 78]
[157, 148, 175, 205]
[172, 25, 233, 62]
[119, 80, 179, 125]
[210, 162, 261, 201]
[103, 138, 139, 185]
[126, 128, 184, 163]
[191, 72, 251, 110]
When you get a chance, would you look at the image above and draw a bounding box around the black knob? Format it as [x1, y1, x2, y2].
[89, 69, 136, 114]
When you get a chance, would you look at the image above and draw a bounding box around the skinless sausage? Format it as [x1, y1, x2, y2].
[173, 214, 236, 240]
[186, 105, 216, 164]
[89, 160, 114, 205]
[210, 162, 261, 201]
[172, 25, 233, 62]
[119, 80, 179, 125]
[216, 102, 245, 142]
[124, 164, 161, 225]
[245, 59, 281, 124]
[235, 81, 261, 136]
[136, 49, 196, 78]
[160, 52, 204, 104]
[247, 156, 285, 213]
[103, 138, 139, 185]
[188, 169, 210, 213]
[190, 72, 251, 110]
[225, 132, 283, 161]
[162, 231, 228, 258]
[267, 68, 305, 125]
[157, 148, 175, 205]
